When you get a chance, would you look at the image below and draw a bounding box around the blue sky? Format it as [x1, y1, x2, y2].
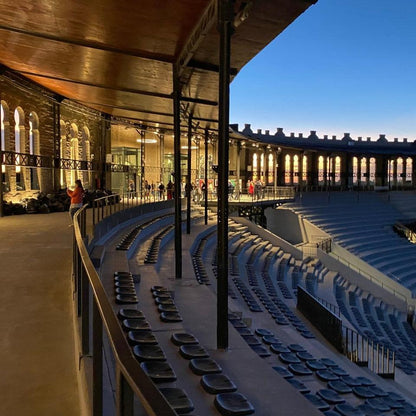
[230, 0, 416, 141]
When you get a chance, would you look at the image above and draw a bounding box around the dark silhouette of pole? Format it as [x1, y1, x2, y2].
[204, 128, 209, 225]
[217, 0, 233, 350]
[186, 113, 192, 234]
[173, 69, 182, 279]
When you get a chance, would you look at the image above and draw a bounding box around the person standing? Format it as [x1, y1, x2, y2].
[158, 182, 165, 200]
[67, 179, 84, 218]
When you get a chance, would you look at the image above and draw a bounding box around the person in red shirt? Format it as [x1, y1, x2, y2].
[67, 179, 84, 218]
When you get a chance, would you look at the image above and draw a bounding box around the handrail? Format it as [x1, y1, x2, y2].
[73, 205, 176, 415]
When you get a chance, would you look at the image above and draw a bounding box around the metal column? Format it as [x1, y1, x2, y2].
[173, 69, 182, 279]
[204, 128, 209, 224]
[186, 114, 192, 234]
[217, 0, 233, 349]
[140, 130, 145, 199]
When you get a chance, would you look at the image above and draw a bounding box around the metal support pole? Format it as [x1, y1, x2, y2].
[186, 113, 192, 234]
[217, 0, 233, 350]
[173, 68, 182, 279]
[116, 369, 134, 416]
[93, 297, 103, 416]
[204, 128, 209, 225]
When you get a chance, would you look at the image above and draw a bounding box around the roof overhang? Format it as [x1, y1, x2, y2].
[0, 0, 317, 132]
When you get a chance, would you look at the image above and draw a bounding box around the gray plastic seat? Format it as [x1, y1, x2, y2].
[340, 375, 361, 386]
[356, 403, 383, 416]
[304, 394, 331, 411]
[255, 328, 274, 336]
[288, 363, 313, 376]
[270, 344, 290, 354]
[288, 343, 306, 353]
[171, 333, 199, 346]
[316, 370, 339, 381]
[155, 297, 175, 305]
[118, 309, 144, 319]
[201, 374, 237, 394]
[355, 376, 375, 386]
[179, 344, 208, 359]
[189, 358, 222, 375]
[296, 351, 315, 361]
[272, 366, 293, 379]
[262, 335, 280, 345]
[352, 386, 376, 399]
[115, 287, 136, 295]
[317, 389, 345, 404]
[327, 380, 352, 394]
[122, 318, 150, 331]
[160, 311, 183, 322]
[128, 330, 157, 345]
[159, 387, 194, 414]
[116, 294, 138, 304]
[140, 361, 176, 383]
[214, 392, 255, 416]
[278, 352, 301, 364]
[306, 360, 327, 371]
[158, 304, 178, 312]
[320, 358, 337, 367]
[365, 397, 391, 412]
[335, 403, 365, 416]
[133, 345, 166, 361]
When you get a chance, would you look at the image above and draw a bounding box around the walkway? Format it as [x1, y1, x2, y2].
[0, 212, 82, 416]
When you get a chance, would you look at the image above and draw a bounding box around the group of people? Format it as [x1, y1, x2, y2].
[247, 179, 264, 200]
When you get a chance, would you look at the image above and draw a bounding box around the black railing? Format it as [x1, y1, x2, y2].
[73, 205, 177, 415]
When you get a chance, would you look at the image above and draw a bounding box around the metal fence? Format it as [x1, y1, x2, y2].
[73, 201, 177, 416]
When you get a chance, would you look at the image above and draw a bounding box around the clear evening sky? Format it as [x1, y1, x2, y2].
[230, 0, 416, 141]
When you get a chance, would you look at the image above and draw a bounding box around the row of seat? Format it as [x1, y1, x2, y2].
[144, 224, 174, 264]
[116, 214, 172, 250]
[334, 276, 416, 375]
[250, 326, 416, 416]
[170, 331, 255, 415]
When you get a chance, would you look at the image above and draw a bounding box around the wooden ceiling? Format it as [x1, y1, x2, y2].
[0, 0, 317, 132]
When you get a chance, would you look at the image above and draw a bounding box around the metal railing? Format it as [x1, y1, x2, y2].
[73, 205, 177, 415]
[344, 326, 395, 378]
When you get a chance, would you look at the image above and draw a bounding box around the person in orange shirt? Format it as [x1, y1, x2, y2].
[67, 179, 84, 218]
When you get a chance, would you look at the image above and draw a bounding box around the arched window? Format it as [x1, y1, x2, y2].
[335, 156, 341, 185]
[397, 157, 403, 184]
[369, 158, 376, 185]
[260, 153, 264, 182]
[29, 112, 40, 190]
[267, 153, 273, 184]
[1, 101, 10, 189]
[406, 158, 412, 184]
[360, 157, 367, 182]
[252, 153, 258, 181]
[285, 154, 291, 184]
[70, 123, 79, 186]
[293, 155, 299, 184]
[352, 157, 358, 185]
[302, 155, 307, 182]
[14, 107, 25, 190]
[81, 125, 91, 188]
[318, 156, 324, 183]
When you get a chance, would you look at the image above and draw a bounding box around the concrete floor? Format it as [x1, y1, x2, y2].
[0, 212, 82, 416]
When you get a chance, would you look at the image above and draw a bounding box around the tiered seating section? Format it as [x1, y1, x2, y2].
[95, 203, 416, 415]
[285, 192, 416, 293]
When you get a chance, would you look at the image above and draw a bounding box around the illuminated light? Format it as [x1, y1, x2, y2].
[181, 145, 198, 150]
[136, 138, 157, 144]
[1, 165, 5, 173]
